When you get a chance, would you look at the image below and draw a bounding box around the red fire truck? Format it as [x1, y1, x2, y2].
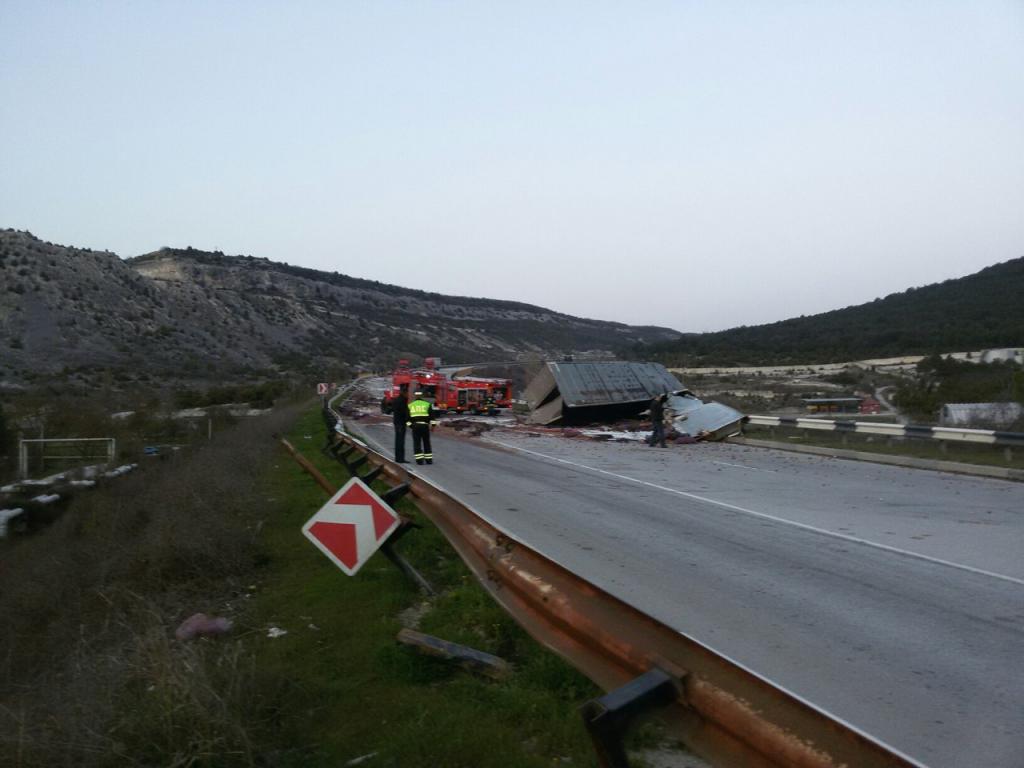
[380, 360, 451, 414]
[381, 361, 512, 416]
[445, 377, 513, 414]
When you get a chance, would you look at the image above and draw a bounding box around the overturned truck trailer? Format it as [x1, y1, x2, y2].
[524, 361, 744, 439]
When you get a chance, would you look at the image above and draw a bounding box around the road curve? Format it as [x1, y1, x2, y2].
[355, 420, 1023, 768]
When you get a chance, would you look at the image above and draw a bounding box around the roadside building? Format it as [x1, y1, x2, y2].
[859, 397, 882, 414]
[939, 402, 1023, 429]
[978, 348, 1024, 365]
[802, 397, 862, 415]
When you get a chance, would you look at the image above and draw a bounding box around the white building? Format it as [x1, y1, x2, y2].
[939, 402, 1023, 429]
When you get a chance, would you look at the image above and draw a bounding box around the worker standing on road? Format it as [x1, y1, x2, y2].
[392, 384, 410, 463]
[407, 390, 436, 465]
[648, 393, 668, 448]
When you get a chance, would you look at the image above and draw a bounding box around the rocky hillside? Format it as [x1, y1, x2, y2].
[0, 230, 680, 386]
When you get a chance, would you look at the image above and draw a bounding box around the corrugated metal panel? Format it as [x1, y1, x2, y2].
[666, 394, 744, 439]
[548, 362, 682, 407]
[528, 397, 565, 426]
[523, 365, 558, 410]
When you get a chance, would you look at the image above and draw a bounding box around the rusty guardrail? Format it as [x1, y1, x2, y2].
[311, 390, 923, 768]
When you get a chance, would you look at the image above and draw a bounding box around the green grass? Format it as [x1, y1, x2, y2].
[242, 408, 602, 767]
[743, 425, 1024, 471]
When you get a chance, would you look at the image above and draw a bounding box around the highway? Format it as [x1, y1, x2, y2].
[353, 416, 1024, 768]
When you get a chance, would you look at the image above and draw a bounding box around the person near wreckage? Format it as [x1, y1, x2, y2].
[392, 383, 410, 463]
[648, 393, 668, 448]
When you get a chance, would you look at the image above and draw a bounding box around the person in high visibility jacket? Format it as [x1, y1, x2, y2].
[406, 390, 437, 465]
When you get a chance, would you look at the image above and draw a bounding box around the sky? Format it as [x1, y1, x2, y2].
[2, 2, 1022, 333]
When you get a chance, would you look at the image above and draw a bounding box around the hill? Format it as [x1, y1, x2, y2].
[0, 230, 680, 386]
[639, 257, 1024, 367]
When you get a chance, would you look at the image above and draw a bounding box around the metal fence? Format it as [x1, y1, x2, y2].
[17, 437, 117, 479]
[744, 415, 1024, 448]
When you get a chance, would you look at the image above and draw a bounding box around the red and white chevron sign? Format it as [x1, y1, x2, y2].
[302, 477, 400, 576]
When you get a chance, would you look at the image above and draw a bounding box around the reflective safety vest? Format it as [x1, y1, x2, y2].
[409, 399, 431, 420]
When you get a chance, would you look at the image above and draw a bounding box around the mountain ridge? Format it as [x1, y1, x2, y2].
[639, 256, 1024, 367]
[0, 230, 680, 386]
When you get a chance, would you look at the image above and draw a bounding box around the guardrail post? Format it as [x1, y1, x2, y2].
[382, 483, 411, 507]
[381, 530, 435, 596]
[374, 483, 434, 595]
[580, 667, 680, 768]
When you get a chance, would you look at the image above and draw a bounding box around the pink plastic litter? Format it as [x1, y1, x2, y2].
[175, 612, 233, 641]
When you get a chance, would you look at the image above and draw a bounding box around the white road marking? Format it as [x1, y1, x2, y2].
[711, 460, 775, 472]
[486, 438, 1024, 588]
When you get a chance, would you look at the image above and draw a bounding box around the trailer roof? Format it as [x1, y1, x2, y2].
[543, 361, 682, 408]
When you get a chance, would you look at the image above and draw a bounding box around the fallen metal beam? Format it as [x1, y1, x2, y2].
[397, 628, 510, 679]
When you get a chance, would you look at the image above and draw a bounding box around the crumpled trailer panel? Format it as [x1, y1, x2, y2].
[666, 393, 745, 440]
[524, 361, 745, 438]
[525, 361, 680, 425]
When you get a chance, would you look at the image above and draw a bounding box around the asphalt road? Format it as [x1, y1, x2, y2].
[355, 420, 1024, 768]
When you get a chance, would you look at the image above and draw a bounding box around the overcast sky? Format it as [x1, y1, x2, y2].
[2, 2, 1022, 333]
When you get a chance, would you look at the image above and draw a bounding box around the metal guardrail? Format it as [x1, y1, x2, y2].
[745, 415, 1024, 448]
[316, 385, 922, 768]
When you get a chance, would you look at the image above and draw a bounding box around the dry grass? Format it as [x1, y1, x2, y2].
[0, 403, 305, 767]
[1, 403, 609, 767]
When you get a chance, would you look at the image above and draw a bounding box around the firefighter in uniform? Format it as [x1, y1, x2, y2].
[407, 390, 436, 465]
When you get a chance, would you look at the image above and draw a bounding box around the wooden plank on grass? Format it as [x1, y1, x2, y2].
[397, 628, 511, 679]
